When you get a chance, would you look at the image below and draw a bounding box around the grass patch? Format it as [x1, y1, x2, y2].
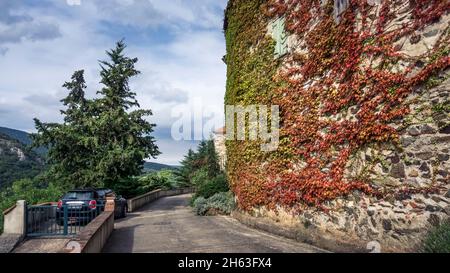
[423, 220, 450, 253]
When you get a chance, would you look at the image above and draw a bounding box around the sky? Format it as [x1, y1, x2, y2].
[0, 0, 228, 165]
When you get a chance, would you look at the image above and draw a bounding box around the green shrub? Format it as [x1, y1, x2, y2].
[114, 169, 180, 199]
[207, 192, 235, 214]
[191, 168, 209, 187]
[193, 192, 235, 216]
[139, 171, 174, 192]
[0, 178, 62, 234]
[193, 196, 208, 216]
[423, 220, 450, 253]
[112, 177, 142, 199]
[195, 173, 229, 200]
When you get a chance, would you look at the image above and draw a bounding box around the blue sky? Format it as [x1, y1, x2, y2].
[0, 0, 228, 165]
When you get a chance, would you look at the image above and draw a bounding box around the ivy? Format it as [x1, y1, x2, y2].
[225, 0, 450, 211]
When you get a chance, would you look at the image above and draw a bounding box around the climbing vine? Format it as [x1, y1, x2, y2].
[225, 0, 450, 211]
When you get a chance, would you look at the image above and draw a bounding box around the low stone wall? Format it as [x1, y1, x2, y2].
[127, 187, 195, 212]
[3, 200, 26, 236]
[64, 211, 114, 253]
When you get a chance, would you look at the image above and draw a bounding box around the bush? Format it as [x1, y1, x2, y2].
[0, 178, 62, 234]
[423, 220, 450, 253]
[193, 196, 208, 216]
[139, 171, 174, 192]
[114, 170, 180, 199]
[191, 168, 209, 187]
[112, 177, 142, 199]
[207, 192, 235, 214]
[195, 173, 229, 200]
[193, 192, 235, 216]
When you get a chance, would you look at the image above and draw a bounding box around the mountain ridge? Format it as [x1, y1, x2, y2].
[0, 127, 47, 156]
[0, 132, 45, 189]
[143, 161, 180, 172]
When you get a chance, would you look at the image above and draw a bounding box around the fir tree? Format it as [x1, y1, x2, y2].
[94, 40, 160, 188]
[32, 41, 160, 190]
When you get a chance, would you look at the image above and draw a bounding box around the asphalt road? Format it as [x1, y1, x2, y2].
[102, 194, 324, 253]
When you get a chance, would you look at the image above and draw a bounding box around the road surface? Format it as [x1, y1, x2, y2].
[102, 194, 325, 253]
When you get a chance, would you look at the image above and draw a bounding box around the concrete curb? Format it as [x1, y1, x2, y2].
[128, 187, 195, 212]
[0, 234, 23, 253]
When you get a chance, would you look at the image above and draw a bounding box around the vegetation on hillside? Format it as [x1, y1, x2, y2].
[0, 127, 47, 157]
[143, 161, 179, 172]
[0, 133, 45, 190]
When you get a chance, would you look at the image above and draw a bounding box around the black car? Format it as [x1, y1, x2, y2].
[56, 188, 127, 225]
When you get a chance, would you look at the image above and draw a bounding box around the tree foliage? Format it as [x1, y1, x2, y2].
[174, 140, 221, 187]
[31, 40, 160, 190]
[175, 140, 229, 203]
[0, 133, 45, 190]
[0, 178, 62, 234]
[112, 169, 180, 199]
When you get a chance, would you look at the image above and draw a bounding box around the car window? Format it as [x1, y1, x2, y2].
[97, 190, 106, 198]
[106, 191, 116, 198]
[63, 191, 94, 200]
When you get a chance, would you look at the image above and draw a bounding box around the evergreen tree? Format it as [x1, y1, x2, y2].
[174, 149, 196, 186]
[94, 40, 160, 188]
[204, 140, 221, 178]
[175, 140, 221, 186]
[33, 70, 94, 188]
[32, 41, 160, 190]
[60, 70, 87, 123]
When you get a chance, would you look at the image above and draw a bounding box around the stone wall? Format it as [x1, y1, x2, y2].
[76, 211, 114, 253]
[127, 188, 195, 212]
[224, 0, 450, 252]
[2, 200, 26, 235]
[213, 127, 227, 170]
[298, 79, 450, 252]
[289, 5, 450, 252]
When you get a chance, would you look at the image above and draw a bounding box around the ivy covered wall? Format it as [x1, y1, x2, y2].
[224, 0, 450, 252]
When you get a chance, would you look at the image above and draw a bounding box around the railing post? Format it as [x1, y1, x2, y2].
[24, 202, 28, 236]
[63, 205, 68, 236]
[3, 200, 27, 236]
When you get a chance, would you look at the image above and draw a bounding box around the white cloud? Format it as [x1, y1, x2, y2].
[0, 1, 61, 48]
[153, 138, 200, 165]
[149, 0, 227, 29]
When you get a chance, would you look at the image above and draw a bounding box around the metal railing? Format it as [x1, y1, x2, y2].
[26, 204, 104, 237]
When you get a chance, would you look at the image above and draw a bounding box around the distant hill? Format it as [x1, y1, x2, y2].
[143, 162, 179, 172]
[0, 133, 45, 189]
[0, 127, 177, 185]
[0, 127, 47, 157]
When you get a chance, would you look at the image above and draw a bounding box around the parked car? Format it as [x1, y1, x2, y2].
[56, 188, 127, 225]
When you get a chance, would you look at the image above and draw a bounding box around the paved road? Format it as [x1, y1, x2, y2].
[102, 194, 324, 253]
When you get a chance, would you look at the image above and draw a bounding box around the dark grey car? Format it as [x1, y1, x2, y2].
[56, 188, 127, 225]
